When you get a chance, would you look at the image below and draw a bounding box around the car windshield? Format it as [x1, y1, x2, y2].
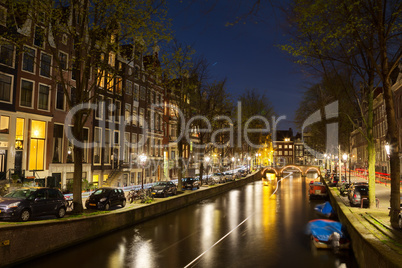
[213, 173, 221, 176]
[154, 182, 168, 186]
[4, 188, 36, 198]
[93, 188, 111, 195]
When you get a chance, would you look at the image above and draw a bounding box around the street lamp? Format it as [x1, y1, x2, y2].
[139, 153, 147, 189]
[385, 142, 391, 173]
[342, 153, 349, 183]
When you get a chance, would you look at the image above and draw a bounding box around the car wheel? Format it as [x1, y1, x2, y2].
[197, 185, 200, 189]
[57, 207, 66, 218]
[121, 200, 126, 207]
[398, 216, 402, 229]
[105, 203, 110, 211]
[20, 209, 30, 222]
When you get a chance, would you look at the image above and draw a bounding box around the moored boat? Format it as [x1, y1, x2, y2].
[306, 219, 350, 250]
[314, 201, 335, 218]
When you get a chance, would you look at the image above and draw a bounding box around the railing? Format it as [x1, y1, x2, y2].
[349, 168, 402, 187]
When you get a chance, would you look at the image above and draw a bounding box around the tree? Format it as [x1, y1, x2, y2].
[5, 0, 171, 213]
[282, 0, 401, 227]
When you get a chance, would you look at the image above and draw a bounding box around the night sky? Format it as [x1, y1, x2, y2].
[168, 1, 309, 132]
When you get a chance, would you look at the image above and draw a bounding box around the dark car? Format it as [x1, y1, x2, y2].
[150, 181, 177, 197]
[182, 177, 200, 190]
[348, 184, 369, 207]
[0, 187, 67, 222]
[85, 187, 126, 210]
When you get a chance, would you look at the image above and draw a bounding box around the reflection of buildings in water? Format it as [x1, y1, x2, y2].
[262, 185, 277, 242]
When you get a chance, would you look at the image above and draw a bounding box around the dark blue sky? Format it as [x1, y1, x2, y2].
[167, 1, 309, 132]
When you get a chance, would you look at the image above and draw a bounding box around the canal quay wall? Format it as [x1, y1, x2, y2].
[0, 171, 262, 267]
[325, 180, 401, 268]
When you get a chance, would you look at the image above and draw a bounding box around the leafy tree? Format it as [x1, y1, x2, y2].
[4, 0, 171, 213]
[282, 0, 402, 226]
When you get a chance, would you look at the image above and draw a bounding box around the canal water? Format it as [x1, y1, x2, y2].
[20, 173, 358, 268]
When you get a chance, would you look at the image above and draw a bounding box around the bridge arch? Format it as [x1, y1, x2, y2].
[261, 165, 321, 177]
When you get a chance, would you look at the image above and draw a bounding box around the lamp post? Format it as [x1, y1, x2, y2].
[139, 153, 147, 190]
[247, 156, 251, 173]
[231, 157, 235, 177]
[342, 153, 348, 183]
[385, 142, 391, 173]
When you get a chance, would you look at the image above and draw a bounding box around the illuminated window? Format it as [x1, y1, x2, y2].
[15, 118, 24, 149]
[108, 52, 115, 67]
[29, 120, 46, 170]
[106, 73, 114, 91]
[116, 76, 122, 94]
[139, 108, 144, 127]
[97, 68, 105, 88]
[0, 115, 9, 133]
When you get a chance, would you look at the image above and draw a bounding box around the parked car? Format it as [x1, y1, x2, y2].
[348, 183, 369, 207]
[0, 187, 67, 222]
[150, 181, 177, 197]
[212, 173, 227, 183]
[85, 187, 126, 210]
[224, 172, 236, 181]
[182, 177, 200, 190]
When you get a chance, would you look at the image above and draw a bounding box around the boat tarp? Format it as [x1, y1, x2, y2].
[306, 219, 346, 242]
[318, 201, 334, 215]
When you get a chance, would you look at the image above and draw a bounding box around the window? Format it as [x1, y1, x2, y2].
[104, 129, 111, 164]
[0, 115, 9, 133]
[0, 43, 14, 67]
[138, 134, 143, 153]
[116, 76, 122, 94]
[59, 51, 67, 70]
[0, 73, 12, 103]
[29, 120, 46, 170]
[134, 84, 139, 101]
[132, 107, 138, 126]
[52, 124, 63, 163]
[34, 26, 45, 48]
[132, 133, 137, 154]
[56, 83, 65, 110]
[106, 98, 113, 121]
[140, 86, 145, 100]
[107, 73, 114, 92]
[124, 132, 130, 163]
[20, 80, 33, 107]
[139, 108, 144, 127]
[108, 52, 115, 67]
[114, 131, 119, 145]
[38, 84, 50, 110]
[40, 53, 51, 78]
[125, 103, 131, 124]
[284, 145, 288, 149]
[95, 95, 103, 119]
[22, 46, 35, 73]
[97, 69, 105, 88]
[94, 127, 101, 164]
[115, 100, 121, 123]
[126, 80, 133, 95]
[15, 118, 24, 149]
[70, 87, 76, 107]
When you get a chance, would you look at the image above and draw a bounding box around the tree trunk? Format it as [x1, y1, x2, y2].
[383, 80, 401, 228]
[177, 139, 183, 191]
[367, 141, 376, 208]
[72, 119, 84, 214]
[199, 161, 204, 186]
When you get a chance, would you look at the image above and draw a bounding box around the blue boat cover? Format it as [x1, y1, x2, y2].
[315, 201, 334, 216]
[306, 219, 346, 242]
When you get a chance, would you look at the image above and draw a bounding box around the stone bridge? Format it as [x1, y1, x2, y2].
[261, 165, 321, 178]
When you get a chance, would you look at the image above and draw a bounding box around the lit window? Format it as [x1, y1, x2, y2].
[0, 115, 9, 133]
[15, 118, 24, 149]
[29, 120, 46, 170]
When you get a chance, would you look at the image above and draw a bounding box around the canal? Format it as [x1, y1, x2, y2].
[21, 173, 358, 268]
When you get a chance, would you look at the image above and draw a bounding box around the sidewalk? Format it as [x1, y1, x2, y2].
[328, 175, 402, 267]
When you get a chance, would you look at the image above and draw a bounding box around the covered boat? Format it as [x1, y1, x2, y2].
[306, 219, 350, 249]
[314, 201, 335, 218]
